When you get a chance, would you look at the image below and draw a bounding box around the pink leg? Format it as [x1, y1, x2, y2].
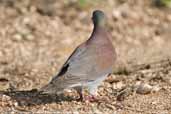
[83, 94, 99, 102]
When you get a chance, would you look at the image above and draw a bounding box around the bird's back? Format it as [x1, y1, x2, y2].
[40, 10, 116, 95]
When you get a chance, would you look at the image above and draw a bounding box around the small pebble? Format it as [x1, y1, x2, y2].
[134, 82, 152, 94]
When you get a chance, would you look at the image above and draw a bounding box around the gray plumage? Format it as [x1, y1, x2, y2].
[40, 10, 117, 96]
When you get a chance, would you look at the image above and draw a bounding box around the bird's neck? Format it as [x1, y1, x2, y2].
[92, 25, 108, 39]
[93, 23, 105, 30]
[92, 25, 105, 35]
[87, 25, 111, 44]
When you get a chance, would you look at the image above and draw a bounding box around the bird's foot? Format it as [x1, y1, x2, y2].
[76, 89, 108, 102]
[83, 95, 99, 102]
[77, 92, 98, 102]
[83, 95, 111, 103]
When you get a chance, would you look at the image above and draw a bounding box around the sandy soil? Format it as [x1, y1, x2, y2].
[0, 0, 171, 113]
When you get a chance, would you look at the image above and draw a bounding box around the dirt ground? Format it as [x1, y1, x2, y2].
[0, 0, 171, 114]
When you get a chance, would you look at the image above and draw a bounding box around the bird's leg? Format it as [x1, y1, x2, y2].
[83, 94, 99, 102]
[83, 91, 110, 102]
[74, 86, 98, 102]
[84, 76, 108, 102]
[74, 86, 84, 101]
[76, 87, 108, 102]
[75, 76, 107, 102]
[78, 91, 84, 101]
[82, 84, 100, 102]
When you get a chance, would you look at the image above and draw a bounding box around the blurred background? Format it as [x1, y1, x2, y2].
[0, 0, 171, 113]
[0, 0, 170, 91]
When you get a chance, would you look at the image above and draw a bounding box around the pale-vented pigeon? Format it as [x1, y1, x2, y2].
[40, 10, 117, 101]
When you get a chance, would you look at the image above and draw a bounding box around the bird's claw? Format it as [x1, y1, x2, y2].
[83, 95, 99, 102]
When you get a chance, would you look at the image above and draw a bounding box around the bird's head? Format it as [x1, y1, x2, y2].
[92, 10, 106, 27]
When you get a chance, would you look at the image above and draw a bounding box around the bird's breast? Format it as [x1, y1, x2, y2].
[94, 43, 116, 72]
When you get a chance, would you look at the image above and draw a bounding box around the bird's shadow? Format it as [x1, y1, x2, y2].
[0, 89, 76, 106]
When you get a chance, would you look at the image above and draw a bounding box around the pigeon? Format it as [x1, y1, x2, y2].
[40, 10, 117, 101]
